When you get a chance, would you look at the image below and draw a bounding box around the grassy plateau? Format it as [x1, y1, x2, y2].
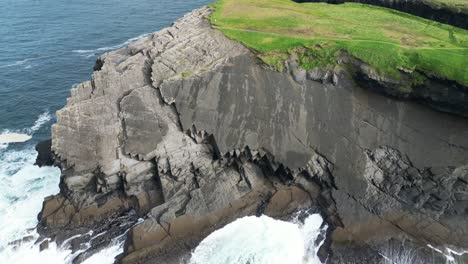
[422, 0, 468, 13]
[209, 0, 468, 85]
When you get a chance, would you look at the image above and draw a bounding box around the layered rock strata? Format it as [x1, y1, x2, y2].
[38, 6, 468, 263]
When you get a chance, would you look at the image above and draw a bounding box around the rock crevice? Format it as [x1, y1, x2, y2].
[37, 6, 468, 264]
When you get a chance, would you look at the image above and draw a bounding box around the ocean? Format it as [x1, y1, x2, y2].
[0, 0, 213, 262]
[0, 0, 329, 263]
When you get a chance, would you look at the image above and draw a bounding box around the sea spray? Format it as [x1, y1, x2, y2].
[0, 133, 32, 144]
[0, 111, 58, 246]
[0, 111, 51, 144]
[190, 214, 327, 264]
[0, 142, 128, 264]
[0, 0, 214, 261]
[28, 111, 52, 134]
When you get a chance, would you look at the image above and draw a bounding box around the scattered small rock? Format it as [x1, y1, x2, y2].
[292, 68, 307, 83]
[39, 240, 49, 251]
[307, 68, 325, 81]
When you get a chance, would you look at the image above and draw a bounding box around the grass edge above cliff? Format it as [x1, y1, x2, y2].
[208, 0, 468, 86]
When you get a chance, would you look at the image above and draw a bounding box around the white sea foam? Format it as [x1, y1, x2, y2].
[0, 142, 126, 263]
[0, 133, 32, 144]
[427, 244, 468, 264]
[0, 111, 52, 145]
[72, 33, 152, 56]
[0, 146, 60, 248]
[190, 214, 327, 264]
[1, 231, 72, 264]
[28, 111, 52, 133]
[0, 56, 49, 69]
[0, 108, 128, 263]
[81, 239, 125, 264]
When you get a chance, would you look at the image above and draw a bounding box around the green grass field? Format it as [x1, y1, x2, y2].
[210, 0, 468, 85]
[424, 0, 468, 13]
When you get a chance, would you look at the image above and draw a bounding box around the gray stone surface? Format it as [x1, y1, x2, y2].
[38, 6, 468, 264]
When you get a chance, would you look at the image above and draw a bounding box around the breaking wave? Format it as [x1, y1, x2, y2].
[0, 145, 60, 251]
[190, 214, 327, 264]
[28, 111, 52, 134]
[0, 110, 128, 264]
[1, 228, 126, 264]
[0, 111, 51, 145]
[72, 33, 152, 57]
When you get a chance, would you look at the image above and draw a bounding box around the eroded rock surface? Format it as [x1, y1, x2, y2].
[121, 135, 339, 263]
[38, 6, 468, 264]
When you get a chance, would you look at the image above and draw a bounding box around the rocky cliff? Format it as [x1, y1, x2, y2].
[37, 6, 468, 263]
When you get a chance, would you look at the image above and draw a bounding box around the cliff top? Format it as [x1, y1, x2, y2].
[424, 0, 468, 13]
[210, 0, 468, 86]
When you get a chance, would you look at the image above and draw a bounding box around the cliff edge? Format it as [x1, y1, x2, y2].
[37, 6, 468, 264]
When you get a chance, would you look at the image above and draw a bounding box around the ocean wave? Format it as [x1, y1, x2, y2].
[0, 56, 49, 69]
[0, 145, 60, 249]
[0, 139, 135, 263]
[190, 214, 326, 264]
[0, 228, 125, 264]
[72, 33, 152, 56]
[81, 235, 126, 264]
[0, 111, 51, 145]
[28, 111, 52, 134]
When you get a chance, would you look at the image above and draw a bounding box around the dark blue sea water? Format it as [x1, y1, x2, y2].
[0, 1, 212, 261]
[0, 0, 212, 142]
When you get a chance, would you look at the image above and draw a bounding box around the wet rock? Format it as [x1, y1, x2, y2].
[35, 139, 54, 167]
[36, 5, 468, 264]
[121, 141, 337, 263]
[39, 240, 49, 251]
[8, 235, 35, 248]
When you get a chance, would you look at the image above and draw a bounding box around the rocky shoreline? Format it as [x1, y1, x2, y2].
[35, 6, 468, 263]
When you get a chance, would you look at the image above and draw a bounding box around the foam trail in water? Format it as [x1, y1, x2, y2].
[0, 146, 60, 249]
[0, 111, 51, 144]
[0, 56, 50, 69]
[0, 143, 126, 263]
[0, 111, 60, 261]
[28, 111, 52, 133]
[81, 239, 125, 264]
[1, 231, 71, 264]
[0, 110, 130, 263]
[72, 33, 152, 56]
[0, 133, 32, 144]
[190, 214, 326, 264]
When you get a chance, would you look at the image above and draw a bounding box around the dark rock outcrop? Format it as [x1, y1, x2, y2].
[342, 54, 468, 118]
[294, 0, 468, 29]
[121, 135, 339, 263]
[35, 139, 54, 167]
[37, 6, 468, 264]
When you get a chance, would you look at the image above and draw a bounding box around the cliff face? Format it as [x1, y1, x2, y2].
[38, 6, 468, 263]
